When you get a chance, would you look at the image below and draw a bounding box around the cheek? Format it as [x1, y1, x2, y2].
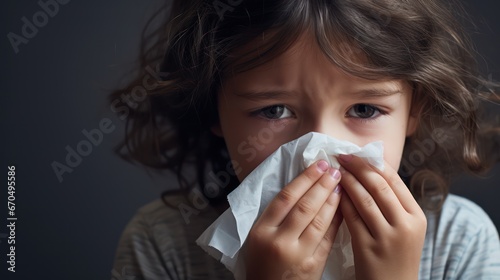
[225, 134, 285, 182]
[345, 129, 407, 171]
[378, 109, 411, 171]
[219, 111, 288, 181]
[386, 150, 404, 171]
[381, 133, 407, 171]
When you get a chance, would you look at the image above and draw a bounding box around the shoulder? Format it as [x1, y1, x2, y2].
[116, 193, 221, 250]
[441, 194, 493, 220]
[420, 194, 500, 279]
[111, 193, 232, 280]
[134, 194, 191, 228]
[111, 195, 188, 280]
[125, 191, 219, 232]
[427, 194, 499, 245]
[435, 194, 496, 228]
[435, 194, 499, 247]
[116, 195, 184, 241]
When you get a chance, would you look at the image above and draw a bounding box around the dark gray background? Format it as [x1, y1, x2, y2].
[1, 1, 499, 279]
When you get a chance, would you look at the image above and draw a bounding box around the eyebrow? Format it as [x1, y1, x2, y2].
[233, 89, 297, 101]
[232, 88, 402, 100]
[349, 88, 403, 99]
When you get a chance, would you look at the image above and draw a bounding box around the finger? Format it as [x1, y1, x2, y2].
[258, 160, 330, 227]
[279, 167, 341, 238]
[338, 155, 407, 224]
[340, 155, 421, 214]
[379, 159, 422, 214]
[299, 183, 342, 245]
[312, 210, 344, 262]
[339, 192, 372, 240]
[339, 169, 389, 235]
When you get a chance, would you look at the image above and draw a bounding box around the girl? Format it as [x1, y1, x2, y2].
[110, 0, 500, 279]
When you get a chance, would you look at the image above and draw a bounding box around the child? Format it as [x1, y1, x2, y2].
[110, 0, 500, 279]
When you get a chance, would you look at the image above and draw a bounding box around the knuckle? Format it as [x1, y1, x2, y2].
[398, 221, 414, 235]
[270, 238, 283, 252]
[420, 214, 428, 228]
[276, 189, 296, 206]
[322, 228, 335, 244]
[296, 199, 316, 216]
[348, 211, 363, 224]
[361, 195, 376, 208]
[303, 167, 319, 183]
[247, 226, 268, 245]
[316, 180, 331, 192]
[371, 175, 391, 194]
[269, 238, 291, 259]
[299, 258, 318, 275]
[374, 182, 391, 198]
[387, 172, 402, 187]
[325, 193, 340, 207]
[397, 217, 425, 238]
[249, 225, 266, 239]
[340, 170, 358, 187]
[309, 216, 327, 233]
[415, 211, 428, 230]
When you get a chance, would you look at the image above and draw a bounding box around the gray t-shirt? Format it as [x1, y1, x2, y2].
[111, 194, 500, 280]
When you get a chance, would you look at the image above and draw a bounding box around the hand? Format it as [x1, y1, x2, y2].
[338, 155, 427, 280]
[244, 160, 343, 280]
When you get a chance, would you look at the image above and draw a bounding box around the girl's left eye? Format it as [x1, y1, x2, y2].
[346, 104, 382, 119]
[253, 105, 294, 120]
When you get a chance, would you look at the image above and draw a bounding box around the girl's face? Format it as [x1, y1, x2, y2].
[213, 33, 417, 182]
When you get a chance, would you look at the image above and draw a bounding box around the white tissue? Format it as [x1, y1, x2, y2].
[196, 132, 384, 280]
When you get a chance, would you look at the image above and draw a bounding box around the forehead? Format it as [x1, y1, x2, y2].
[223, 31, 406, 91]
[225, 30, 375, 81]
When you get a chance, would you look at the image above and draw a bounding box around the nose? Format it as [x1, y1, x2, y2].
[298, 112, 347, 140]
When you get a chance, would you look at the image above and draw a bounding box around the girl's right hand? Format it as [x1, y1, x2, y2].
[244, 160, 343, 280]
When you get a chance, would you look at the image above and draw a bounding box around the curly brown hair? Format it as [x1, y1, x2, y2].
[109, 0, 499, 210]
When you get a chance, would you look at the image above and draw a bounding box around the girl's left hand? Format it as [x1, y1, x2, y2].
[338, 154, 427, 280]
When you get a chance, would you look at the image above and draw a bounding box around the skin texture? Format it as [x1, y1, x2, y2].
[211, 33, 426, 280]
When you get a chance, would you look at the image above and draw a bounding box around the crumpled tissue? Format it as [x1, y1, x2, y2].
[196, 132, 384, 279]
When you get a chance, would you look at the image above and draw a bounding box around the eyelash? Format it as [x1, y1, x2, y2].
[251, 104, 387, 122]
[345, 104, 387, 123]
[250, 105, 294, 120]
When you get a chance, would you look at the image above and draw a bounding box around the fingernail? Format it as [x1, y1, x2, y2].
[334, 184, 342, 193]
[339, 154, 353, 163]
[317, 160, 329, 172]
[329, 168, 341, 180]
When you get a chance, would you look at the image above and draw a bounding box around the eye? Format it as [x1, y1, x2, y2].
[255, 105, 293, 120]
[346, 104, 382, 119]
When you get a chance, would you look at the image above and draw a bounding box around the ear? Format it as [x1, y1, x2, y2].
[406, 83, 421, 137]
[211, 122, 224, 137]
[406, 115, 418, 136]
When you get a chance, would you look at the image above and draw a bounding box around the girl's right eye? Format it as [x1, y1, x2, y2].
[252, 105, 294, 120]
